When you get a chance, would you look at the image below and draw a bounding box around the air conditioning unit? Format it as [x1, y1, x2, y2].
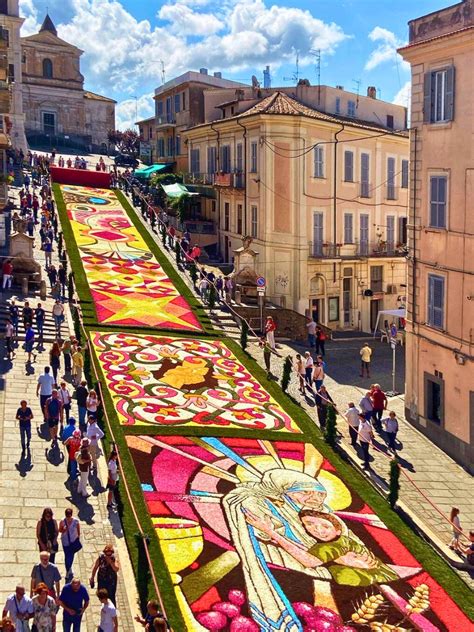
[386, 284, 397, 294]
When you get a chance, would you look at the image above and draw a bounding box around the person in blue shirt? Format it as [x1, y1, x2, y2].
[24, 324, 35, 364]
[58, 578, 89, 631]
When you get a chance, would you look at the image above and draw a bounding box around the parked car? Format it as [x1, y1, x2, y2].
[114, 154, 139, 168]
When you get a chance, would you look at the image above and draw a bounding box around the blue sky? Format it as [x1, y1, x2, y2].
[19, 0, 446, 128]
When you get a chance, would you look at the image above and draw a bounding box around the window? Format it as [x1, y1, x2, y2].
[370, 266, 383, 293]
[347, 100, 356, 117]
[166, 97, 173, 122]
[175, 135, 181, 156]
[236, 143, 243, 172]
[237, 204, 243, 234]
[148, 126, 153, 140]
[207, 146, 216, 174]
[398, 217, 407, 245]
[387, 157, 395, 199]
[224, 202, 230, 231]
[427, 274, 445, 329]
[312, 212, 324, 256]
[313, 146, 324, 178]
[429, 175, 447, 228]
[335, 97, 341, 114]
[221, 145, 231, 173]
[344, 150, 353, 182]
[360, 153, 370, 197]
[157, 101, 163, 117]
[8, 63, 14, 83]
[182, 92, 186, 110]
[157, 137, 165, 158]
[401, 159, 409, 189]
[425, 373, 443, 424]
[174, 94, 181, 113]
[167, 136, 174, 157]
[250, 142, 258, 173]
[190, 148, 200, 174]
[42, 58, 53, 79]
[0, 27, 9, 45]
[386, 114, 394, 129]
[386, 215, 395, 250]
[359, 214, 369, 254]
[42, 112, 56, 134]
[424, 67, 455, 123]
[0, 0, 8, 15]
[343, 213, 353, 244]
[328, 297, 339, 322]
[251, 205, 258, 238]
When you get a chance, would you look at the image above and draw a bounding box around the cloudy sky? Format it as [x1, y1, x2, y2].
[19, 0, 444, 129]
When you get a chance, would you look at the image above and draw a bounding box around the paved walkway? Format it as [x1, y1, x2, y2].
[126, 189, 474, 591]
[0, 185, 139, 628]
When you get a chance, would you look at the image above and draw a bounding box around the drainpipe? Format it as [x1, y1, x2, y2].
[210, 121, 221, 253]
[236, 117, 247, 235]
[333, 124, 345, 283]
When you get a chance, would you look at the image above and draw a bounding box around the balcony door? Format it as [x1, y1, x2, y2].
[42, 111, 56, 135]
[360, 214, 369, 255]
[313, 212, 323, 256]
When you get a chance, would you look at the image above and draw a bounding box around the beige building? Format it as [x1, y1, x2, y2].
[137, 116, 155, 164]
[185, 87, 409, 332]
[399, 0, 474, 471]
[20, 14, 115, 152]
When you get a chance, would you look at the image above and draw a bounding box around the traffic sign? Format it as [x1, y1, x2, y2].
[390, 324, 398, 338]
[257, 287, 266, 295]
[256, 276, 266, 288]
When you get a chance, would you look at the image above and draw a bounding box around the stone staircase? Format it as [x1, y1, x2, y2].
[0, 294, 61, 344]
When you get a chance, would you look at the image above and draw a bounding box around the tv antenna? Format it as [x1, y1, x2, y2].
[352, 78, 361, 107]
[159, 60, 166, 85]
[310, 49, 321, 103]
[283, 52, 300, 85]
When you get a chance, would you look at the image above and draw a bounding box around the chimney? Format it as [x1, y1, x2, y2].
[367, 86, 377, 99]
[213, 71, 222, 78]
[335, 85, 344, 90]
[199, 68, 208, 75]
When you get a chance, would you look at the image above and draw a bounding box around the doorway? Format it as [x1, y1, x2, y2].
[42, 111, 56, 135]
[370, 299, 382, 331]
[310, 298, 325, 324]
[343, 278, 352, 326]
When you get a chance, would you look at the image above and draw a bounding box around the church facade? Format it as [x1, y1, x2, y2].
[20, 14, 116, 152]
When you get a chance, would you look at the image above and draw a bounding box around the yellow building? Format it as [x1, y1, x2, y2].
[399, 0, 474, 471]
[185, 88, 409, 332]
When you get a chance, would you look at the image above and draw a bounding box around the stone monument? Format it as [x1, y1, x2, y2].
[233, 236, 259, 303]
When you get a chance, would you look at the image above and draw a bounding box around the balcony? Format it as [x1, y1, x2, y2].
[183, 172, 215, 186]
[214, 172, 245, 188]
[308, 241, 407, 259]
[156, 114, 176, 128]
[360, 182, 372, 198]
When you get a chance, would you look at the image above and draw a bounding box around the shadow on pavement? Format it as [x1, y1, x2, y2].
[15, 448, 34, 477]
[45, 442, 65, 466]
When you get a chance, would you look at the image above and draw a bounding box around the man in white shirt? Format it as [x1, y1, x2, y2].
[359, 392, 374, 421]
[358, 417, 374, 469]
[306, 319, 317, 348]
[345, 402, 362, 447]
[304, 351, 314, 388]
[86, 417, 104, 471]
[2, 585, 33, 631]
[97, 588, 118, 632]
[36, 366, 55, 419]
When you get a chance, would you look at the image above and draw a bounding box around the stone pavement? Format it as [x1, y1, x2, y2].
[0, 185, 140, 629]
[128, 190, 474, 591]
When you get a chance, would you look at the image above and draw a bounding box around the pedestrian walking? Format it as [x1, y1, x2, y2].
[43, 239, 53, 267]
[49, 341, 62, 385]
[106, 450, 119, 510]
[37, 367, 55, 420]
[75, 381, 88, 434]
[86, 416, 104, 472]
[58, 381, 72, 427]
[259, 337, 272, 377]
[215, 275, 224, 300]
[2, 258, 13, 289]
[224, 277, 233, 303]
[64, 429, 81, 484]
[31, 583, 57, 631]
[9, 301, 19, 337]
[304, 351, 314, 388]
[59, 509, 82, 581]
[198, 277, 209, 302]
[306, 318, 317, 348]
[96, 588, 118, 632]
[5, 319, 14, 360]
[135, 600, 166, 630]
[458, 530, 474, 564]
[44, 390, 62, 445]
[86, 389, 100, 420]
[294, 354, 305, 394]
[2, 586, 33, 631]
[315, 325, 326, 356]
[449, 507, 462, 552]
[383, 411, 399, 453]
[23, 303, 33, 329]
[51, 301, 64, 336]
[359, 391, 374, 422]
[71, 347, 84, 386]
[35, 303, 46, 342]
[30, 552, 61, 599]
[312, 359, 325, 391]
[345, 403, 361, 447]
[24, 323, 36, 363]
[265, 316, 277, 350]
[315, 385, 334, 429]
[16, 400, 33, 453]
[358, 416, 374, 469]
[371, 384, 388, 431]
[90, 546, 120, 606]
[75, 440, 92, 498]
[58, 578, 89, 631]
[360, 342, 372, 377]
[36, 508, 59, 564]
[58, 264, 67, 299]
[62, 337, 73, 374]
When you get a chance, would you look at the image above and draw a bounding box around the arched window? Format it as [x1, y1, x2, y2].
[43, 58, 53, 79]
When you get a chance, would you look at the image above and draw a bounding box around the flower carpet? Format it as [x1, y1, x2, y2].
[60, 184, 202, 331]
[91, 331, 300, 432]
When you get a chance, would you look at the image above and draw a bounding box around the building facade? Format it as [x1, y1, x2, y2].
[185, 88, 409, 332]
[399, 0, 474, 471]
[21, 14, 115, 152]
[154, 69, 247, 171]
[137, 116, 155, 164]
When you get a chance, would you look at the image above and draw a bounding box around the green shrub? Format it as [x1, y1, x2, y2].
[388, 458, 400, 509]
[281, 356, 292, 393]
[324, 405, 337, 447]
[240, 319, 249, 351]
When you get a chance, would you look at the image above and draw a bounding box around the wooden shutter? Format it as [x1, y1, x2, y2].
[344, 151, 353, 181]
[445, 66, 455, 121]
[423, 72, 433, 123]
[344, 213, 353, 244]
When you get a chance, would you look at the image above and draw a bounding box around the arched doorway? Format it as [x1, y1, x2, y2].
[309, 275, 326, 324]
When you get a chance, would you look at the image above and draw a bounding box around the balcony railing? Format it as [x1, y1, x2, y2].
[156, 114, 176, 127]
[167, 215, 216, 235]
[360, 181, 372, 198]
[308, 241, 407, 259]
[182, 172, 245, 189]
[183, 172, 216, 185]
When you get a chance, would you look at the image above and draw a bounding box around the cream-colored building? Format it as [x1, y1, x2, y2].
[185, 88, 409, 332]
[20, 14, 115, 152]
[399, 0, 474, 471]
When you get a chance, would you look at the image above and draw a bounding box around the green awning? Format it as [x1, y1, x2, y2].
[161, 182, 199, 198]
[135, 163, 173, 178]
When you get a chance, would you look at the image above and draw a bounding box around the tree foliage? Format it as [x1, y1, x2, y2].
[107, 129, 140, 156]
[324, 404, 337, 446]
[388, 458, 400, 509]
[169, 194, 190, 224]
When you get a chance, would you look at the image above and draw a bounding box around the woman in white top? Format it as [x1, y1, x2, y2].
[58, 381, 72, 426]
[449, 507, 462, 551]
[86, 389, 100, 420]
[59, 508, 81, 580]
[106, 450, 119, 509]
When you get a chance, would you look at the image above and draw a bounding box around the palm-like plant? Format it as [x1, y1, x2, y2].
[169, 194, 190, 224]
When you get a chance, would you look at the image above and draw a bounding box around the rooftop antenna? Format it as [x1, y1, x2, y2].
[283, 52, 300, 85]
[352, 78, 361, 107]
[159, 60, 166, 85]
[310, 49, 321, 104]
[377, 87, 382, 100]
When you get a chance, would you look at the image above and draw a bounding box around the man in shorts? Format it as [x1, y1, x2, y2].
[44, 390, 62, 446]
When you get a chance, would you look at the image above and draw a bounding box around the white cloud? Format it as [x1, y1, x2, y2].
[116, 93, 155, 130]
[158, 3, 223, 36]
[392, 80, 411, 107]
[365, 26, 409, 72]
